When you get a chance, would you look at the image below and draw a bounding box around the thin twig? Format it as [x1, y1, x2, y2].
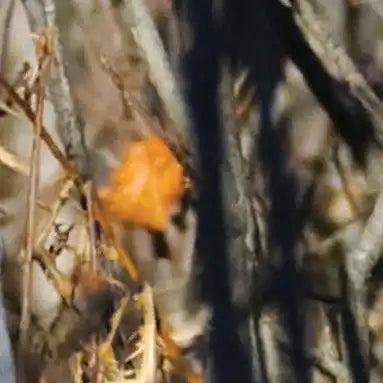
[342, 187, 383, 375]
[35, 178, 74, 248]
[0, 98, 23, 120]
[332, 146, 361, 218]
[104, 296, 129, 349]
[293, 0, 383, 138]
[0, 73, 76, 177]
[33, 248, 73, 302]
[17, 31, 51, 381]
[158, 324, 202, 383]
[0, 145, 29, 175]
[95, 200, 139, 280]
[290, 0, 383, 372]
[99, 55, 134, 120]
[84, 181, 98, 271]
[124, 344, 144, 364]
[99, 55, 156, 137]
[138, 284, 156, 383]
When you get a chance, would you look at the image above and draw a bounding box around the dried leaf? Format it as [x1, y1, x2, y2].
[99, 136, 184, 231]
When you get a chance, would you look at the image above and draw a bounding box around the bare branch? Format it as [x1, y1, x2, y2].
[83, 181, 97, 271]
[0, 73, 76, 177]
[119, 0, 192, 156]
[293, 0, 383, 140]
[285, 0, 383, 372]
[40, 0, 89, 178]
[17, 31, 50, 382]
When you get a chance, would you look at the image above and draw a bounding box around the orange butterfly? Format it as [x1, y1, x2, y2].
[98, 136, 185, 231]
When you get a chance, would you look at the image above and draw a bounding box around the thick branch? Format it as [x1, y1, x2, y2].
[220, 65, 264, 382]
[40, 0, 89, 178]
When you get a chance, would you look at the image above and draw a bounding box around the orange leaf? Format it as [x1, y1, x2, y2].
[98, 136, 184, 231]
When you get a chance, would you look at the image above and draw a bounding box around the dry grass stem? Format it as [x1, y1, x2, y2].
[104, 296, 130, 350]
[0, 73, 76, 177]
[18, 30, 52, 381]
[35, 178, 74, 248]
[0, 144, 29, 175]
[158, 327, 203, 383]
[99, 55, 160, 138]
[95, 200, 139, 280]
[84, 181, 98, 271]
[34, 248, 73, 302]
[0, 98, 24, 120]
[137, 284, 156, 383]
